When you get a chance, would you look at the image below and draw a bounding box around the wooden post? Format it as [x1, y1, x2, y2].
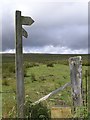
[15, 10, 34, 118]
[85, 70, 88, 108]
[15, 11, 24, 118]
[69, 56, 82, 107]
[0, 10, 2, 119]
[0, 56, 2, 119]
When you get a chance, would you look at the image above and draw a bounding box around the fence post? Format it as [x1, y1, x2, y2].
[15, 10, 34, 118]
[69, 56, 82, 107]
[85, 70, 88, 108]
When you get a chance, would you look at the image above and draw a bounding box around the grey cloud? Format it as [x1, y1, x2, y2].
[2, 2, 88, 52]
[23, 24, 88, 50]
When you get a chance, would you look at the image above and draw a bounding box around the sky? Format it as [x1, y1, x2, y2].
[0, 0, 89, 54]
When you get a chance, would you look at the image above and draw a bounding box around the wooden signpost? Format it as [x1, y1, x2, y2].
[15, 10, 34, 118]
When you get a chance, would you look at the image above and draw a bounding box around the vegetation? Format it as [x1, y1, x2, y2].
[25, 101, 50, 119]
[1, 53, 89, 118]
[2, 53, 90, 65]
[47, 63, 54, 67]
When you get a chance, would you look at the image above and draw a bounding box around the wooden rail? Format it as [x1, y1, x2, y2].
[33, 82, 71, 105]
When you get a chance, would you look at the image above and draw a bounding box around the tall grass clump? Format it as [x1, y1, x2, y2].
[47, 63, 54, 67]
[2, 63, 15, 79]
[24, 69, 27, 77]
[31, 73, 37, 82]
[82, 60, 90, 66]
[25, 100, 50, 119]
[24, 62, 39, 68]
[2, 79, 9, 86]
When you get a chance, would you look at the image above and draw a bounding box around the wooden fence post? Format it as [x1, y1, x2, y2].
[15, 10, 34, 118]
[85, 70, 88, 108]
[69, 56, 82, 107]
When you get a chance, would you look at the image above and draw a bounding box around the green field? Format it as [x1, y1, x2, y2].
[1, 54, 89, 118]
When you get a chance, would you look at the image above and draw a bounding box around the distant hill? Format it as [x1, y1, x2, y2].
[2, 53, 89, 66]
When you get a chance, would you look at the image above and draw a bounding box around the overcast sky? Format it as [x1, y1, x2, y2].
[1, 0, 89, 54]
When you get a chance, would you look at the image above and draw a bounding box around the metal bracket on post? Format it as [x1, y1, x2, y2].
[15, 10, 34, 118]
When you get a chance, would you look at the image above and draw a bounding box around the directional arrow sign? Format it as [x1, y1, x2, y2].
[15, 10, 34, 118]
[21, 16, 34, 25]
[22, 27, 28, 38]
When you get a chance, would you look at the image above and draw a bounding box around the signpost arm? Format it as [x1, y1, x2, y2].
[15, 11, 25, 118]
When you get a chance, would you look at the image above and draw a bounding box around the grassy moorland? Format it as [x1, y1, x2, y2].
[2, 53, 89, 65]
[1, 54, 89, 118]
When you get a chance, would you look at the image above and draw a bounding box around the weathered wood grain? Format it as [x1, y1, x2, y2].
[69, 56, 82, 107]
[15, 11, 25, 118]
